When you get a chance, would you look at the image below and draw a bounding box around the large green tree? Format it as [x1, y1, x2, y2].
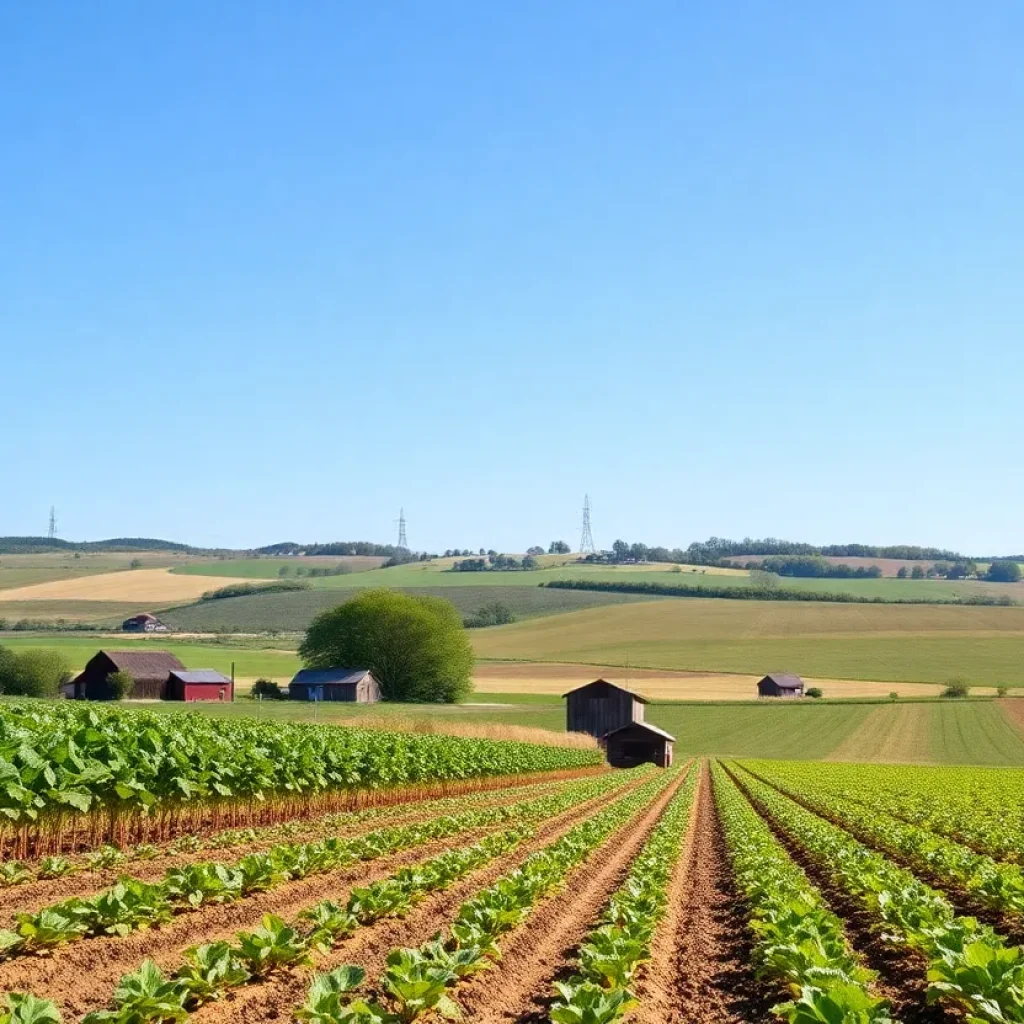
[299, 590, 474, 703]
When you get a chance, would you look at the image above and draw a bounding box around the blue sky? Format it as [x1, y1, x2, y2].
[3, 3, 1022, 554]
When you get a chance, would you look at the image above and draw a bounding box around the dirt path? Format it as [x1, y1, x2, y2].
[0, 774, 580, 920]
[453, 769, 688, 1023]
[18, 774, 645, 1021]
[188, 772, 660, 1024]
[630, 761, 775, 1024]
[727, 768, 957, 1024]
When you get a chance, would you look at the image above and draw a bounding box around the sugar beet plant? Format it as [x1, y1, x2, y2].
[302, 769, 679, 1022]
[733, 765, 1024, 1024]
[0, 702, 603, 854]
[713, 764, 892, 1024]
[0, 769, 636, 961]
[547, 765, 697, 1024]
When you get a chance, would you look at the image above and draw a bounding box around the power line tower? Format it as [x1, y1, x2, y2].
[48, 506, 57, 540]
[396, 508, 408, 550]
[579, 494, 596, 554]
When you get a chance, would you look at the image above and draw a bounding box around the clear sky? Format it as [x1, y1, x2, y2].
[3, 3, 1022, 555]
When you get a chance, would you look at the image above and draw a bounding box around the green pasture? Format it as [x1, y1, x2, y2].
[160, 585, 652, 633]
[172, 556, 386, 579]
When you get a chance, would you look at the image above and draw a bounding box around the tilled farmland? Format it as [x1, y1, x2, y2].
[2, 754, 1024, 1023]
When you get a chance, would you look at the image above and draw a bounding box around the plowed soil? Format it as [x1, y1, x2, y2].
[186, 772, 658, 1024]
[8, 774, 645, 1021]
[454, 768, 689, 1023]
[0, 774, 580, 919]
[631, 762, 775, 1024]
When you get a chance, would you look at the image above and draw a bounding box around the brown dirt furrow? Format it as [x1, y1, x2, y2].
[727, 768, 958, 1024]
[10, 773, 642, 1022]
[455, 770, 687, 1024]
[631, 761, 776, 1024]
[0, 774, 579, 920]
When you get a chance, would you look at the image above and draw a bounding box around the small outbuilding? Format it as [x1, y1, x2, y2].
[65, 650, 186, 700]
[288, 668, 382, 703]
[562, 679, 675, 768]
[757, 673, 806, 698]
[167, 669, 233, 702]
[122, 613, 168, 633]
[604, 722, 676, 768]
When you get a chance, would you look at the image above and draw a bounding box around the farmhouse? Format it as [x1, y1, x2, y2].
[166, 669, 233, 702]
[563, 679, 675, 768]
[64, 650, 186, 700]
[121, 613, 168, 633]
[288, 668, 382, 703]
[757, 673, 806, 698]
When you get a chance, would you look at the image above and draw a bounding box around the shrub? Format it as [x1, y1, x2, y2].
[106, 670, 135, 700]
[805, 687, 823, 699]
[986, 559, 1022, 583]
[251, 680, 284, 700]
[0, 647, 71, 697]
[997, 686, 1009, 698]
[464, 602, 516, 629]
[942, 678, 971, 699]
[200, 581, 311, 601]
[889, 691, 899, 701]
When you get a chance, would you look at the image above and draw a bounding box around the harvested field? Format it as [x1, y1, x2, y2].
[0, 568, 253, 603]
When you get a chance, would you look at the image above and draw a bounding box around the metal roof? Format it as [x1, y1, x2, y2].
[169, 670, 232, 684]
[561, 678, 650, 703]
[290, 668, 372, 687]
[94, 650, 186, 678]
[602, 721, 676, 742]
[761, 673, 805, 689]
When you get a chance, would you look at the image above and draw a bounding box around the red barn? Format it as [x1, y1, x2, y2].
[166, 669, 233, 702]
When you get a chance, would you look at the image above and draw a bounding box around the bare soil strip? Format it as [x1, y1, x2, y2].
[630, 761, 776, 1024]
[9, 774, 645, 1021]
[726, 767, 958, 1024]
[453, 768, 688, 1024]
[0, 774, 581, 920]
[187, 772, 660, 1024]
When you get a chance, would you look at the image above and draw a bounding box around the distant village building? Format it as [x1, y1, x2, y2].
[167, 669, 233, 702]
[563, 679, 675, 768]
[288, 668, 382, 703]
[63, 650, 186, 700]
[757, 673, 806, 698]
[121, 613, 169, 633]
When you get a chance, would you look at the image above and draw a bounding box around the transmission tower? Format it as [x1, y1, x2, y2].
[48, 506, 57, 540]
[579, 495, 596, 554]
[396, 508, 408, 550]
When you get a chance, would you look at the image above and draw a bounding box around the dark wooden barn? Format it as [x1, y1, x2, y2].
[757, 673, 806, 698]
[122, 613, 168, 633]
[167, 669, 233, 702]
[65, 650, 186, 700]
[563, 679, 675, 768]
[288, 668, 382, 703]
[604, 722, 675, 768]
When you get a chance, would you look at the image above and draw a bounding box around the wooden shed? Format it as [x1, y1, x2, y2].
[757, 673, 806, 698]
[563, 679, 675, 768]
[65, 650, 186, 700]
[288, 668, 382, 703]
[167, 669, 233, 702]
[604, 722, 676, 768]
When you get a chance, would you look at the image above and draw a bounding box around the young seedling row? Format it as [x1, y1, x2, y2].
[3, 754, 1024, 1024]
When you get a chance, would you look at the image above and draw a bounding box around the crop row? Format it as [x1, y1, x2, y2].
[0, 702, 603, 854]
[295, 768, 679, 1021]
[0, 772, 577, 891]
[732, 764, 1024, 1024]
[742, 760, 1024, 864]
[0, 768, 638, 961]
[712, 763, 891, 1024]
[545, 762, 698, 1023]
[742, 763, 1024, 921]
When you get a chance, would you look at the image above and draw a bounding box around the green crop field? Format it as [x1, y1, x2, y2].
[156, 692, 1024, 765]
[472, 598, 1024, 688]
[160, 585, 653, 632]
[172, 555, 388, 578]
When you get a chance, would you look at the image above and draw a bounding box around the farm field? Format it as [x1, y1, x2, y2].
[159, 585, 655, 632]
[0, 568, 254, 604]
[472, 598, 1024, 687]
[0, 551, 193, 591]
[171, 555, 389, 578]
[5, 753, 1024, 1023]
